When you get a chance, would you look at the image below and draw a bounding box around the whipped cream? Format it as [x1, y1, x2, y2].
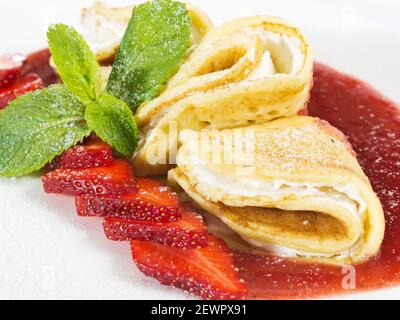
[244, 28, 304, 78]
[247, 51, 276, 80]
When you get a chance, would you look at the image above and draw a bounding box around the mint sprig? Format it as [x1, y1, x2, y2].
[0, 24, 138, 176]
[0, 0, 191, 177]
[48, 24, 102, 104]
[0, 85, 90, 177]
[47, 23, 139, 158]
[107, 0, 191, 110]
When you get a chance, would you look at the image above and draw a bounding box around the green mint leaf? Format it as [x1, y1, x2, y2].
[84, 93, 138, 157]
[107, 0, 191, 110]
[0, 85, 91, 177]
[47, 24, 102, 104]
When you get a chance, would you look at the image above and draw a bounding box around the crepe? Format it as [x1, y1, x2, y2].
[168, 116, 385, 264]
[133, 15, 314, 176]
[81, 0, 214, 63]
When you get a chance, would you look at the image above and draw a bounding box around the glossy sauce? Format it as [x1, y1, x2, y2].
[22, 49, 59, 87]
[234, 63, 400, 299]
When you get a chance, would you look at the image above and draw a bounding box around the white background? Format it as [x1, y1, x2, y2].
[0, 0, 399, 300]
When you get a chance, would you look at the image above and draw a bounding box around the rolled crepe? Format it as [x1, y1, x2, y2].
[134, 15, 314, 176]
[81, 0, 213, 63]
[168, 116, 385, 264]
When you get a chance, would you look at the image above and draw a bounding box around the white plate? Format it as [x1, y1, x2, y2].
[0, 0, 399, 300]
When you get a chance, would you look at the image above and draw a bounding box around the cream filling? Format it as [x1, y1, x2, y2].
[247, 51, 277, 80]
[188, 165, 367, 258]
[244, 29, 304, 78]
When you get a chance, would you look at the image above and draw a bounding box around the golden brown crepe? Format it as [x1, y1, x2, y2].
[133, 15, 314, 176]
[168, 117, 385, 265]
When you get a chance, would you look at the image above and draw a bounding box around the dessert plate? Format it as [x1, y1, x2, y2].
[0, 0, 399, 300]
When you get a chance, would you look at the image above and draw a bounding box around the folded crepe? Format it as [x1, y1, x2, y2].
[133, 15, 314, 176]
[81, 0, 213, 63]
[168, 116, 385, 264]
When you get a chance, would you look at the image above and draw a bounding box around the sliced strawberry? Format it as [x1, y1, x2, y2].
[0, 73, 43, 109]
[49, 138, 113, 170]
[131, 234, 247, 300]
[42, 159, 137, 196]
[76, 178, 180, 222]
[0, 53, 26, 87]
[103, 202, 208, 248]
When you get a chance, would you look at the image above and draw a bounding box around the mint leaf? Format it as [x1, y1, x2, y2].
[0, 85, 91, 177]
[85, 93, 138, 157]
[47, 23, 139, 157]
[47, 24, 102, 104]
[107, 0, 191, 110]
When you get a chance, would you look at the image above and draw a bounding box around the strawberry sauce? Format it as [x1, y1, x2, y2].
[21, 49, 59, 87]
[234, 63, 400, 299]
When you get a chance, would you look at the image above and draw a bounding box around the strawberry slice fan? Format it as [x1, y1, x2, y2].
[0, 53, 43, 109]
[42, 139, 248, 300]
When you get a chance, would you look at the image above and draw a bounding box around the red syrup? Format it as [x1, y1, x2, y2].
[21, 48, 59, 87]
[233, 63, 400, 299]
